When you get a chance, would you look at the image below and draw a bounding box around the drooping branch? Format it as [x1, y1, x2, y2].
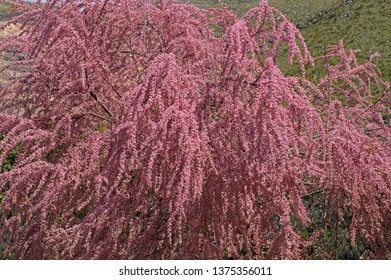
[0, 0, 389, 260]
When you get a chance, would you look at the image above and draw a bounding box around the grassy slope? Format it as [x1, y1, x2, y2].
[296, 0, 391, 81]
[191, 0, 391, 82]
[191, 0, 341, 17]
[0, 3, 13, 16]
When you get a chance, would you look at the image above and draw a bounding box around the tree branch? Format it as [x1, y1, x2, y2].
[89, 90, 113, 118]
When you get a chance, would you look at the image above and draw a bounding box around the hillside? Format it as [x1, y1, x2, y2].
[0, 3, 12, 20]
[295, 0, 391, 82]
[191, 0, 391, 82]
[192, 0, 341, 19]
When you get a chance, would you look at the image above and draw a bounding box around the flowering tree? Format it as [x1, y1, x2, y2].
[0, 0, 390, 259]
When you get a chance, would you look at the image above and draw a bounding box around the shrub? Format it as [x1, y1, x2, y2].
[0, 0, 390, 259]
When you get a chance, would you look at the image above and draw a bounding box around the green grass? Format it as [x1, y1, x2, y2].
[296, 0, 391, 82]
[268, 0, 342, 22]
[0, 3, 13, 16]
[190, 0, 391, 82]
[191, 0, 345, 19]
[190, 0, 258, 16]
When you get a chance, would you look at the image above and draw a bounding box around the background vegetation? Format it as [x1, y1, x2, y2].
[191, 0, 391, 82]
[0, 2, 12, 17]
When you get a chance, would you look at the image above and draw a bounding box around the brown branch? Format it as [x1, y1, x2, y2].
[84, 69, 113, 119]
[250, 64, 271, 86]
[363, 88, 390, 114]
[301, 189, 323, 199]
[88, 112, 112, 122]
[89, 90, 113, 118]
[88, 0, 109, 39]
[71, 111, 112, 123]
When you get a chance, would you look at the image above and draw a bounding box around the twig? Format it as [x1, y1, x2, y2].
[362, 88, 390, 114]
[301, 189, 323, 199]
[88, 0, 109, 39]
[89, 90, 113, 118]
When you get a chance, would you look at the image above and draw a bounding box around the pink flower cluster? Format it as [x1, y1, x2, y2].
[0, 0, 389, 259]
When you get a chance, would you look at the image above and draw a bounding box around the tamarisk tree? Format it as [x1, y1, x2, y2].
[0, 0, 390, 259]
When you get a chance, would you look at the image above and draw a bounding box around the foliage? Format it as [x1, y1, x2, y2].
[0, 0, 390, 259]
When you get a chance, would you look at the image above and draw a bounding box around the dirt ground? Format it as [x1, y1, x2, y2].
[0, 23, 28, 87]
